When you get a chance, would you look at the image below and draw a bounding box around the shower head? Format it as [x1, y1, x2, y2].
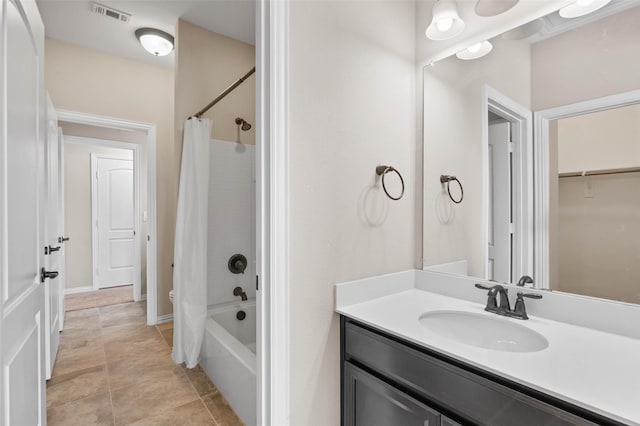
[235, 117, 252, 131]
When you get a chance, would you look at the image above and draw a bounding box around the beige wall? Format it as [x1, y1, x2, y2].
[45, 38, 175, 315]
[289, 1, 416, 424]
[557, 173, 640, 304]
[531, 6, 640, 111]
[557, 104, 640, 173]
[175, 20, 255, 147]
[422, 36, 531, 278]
[63, 142, 132, 289]
[60, 122, 148, 294]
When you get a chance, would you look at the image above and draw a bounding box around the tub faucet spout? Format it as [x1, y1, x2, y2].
[233, 286, 248, 301]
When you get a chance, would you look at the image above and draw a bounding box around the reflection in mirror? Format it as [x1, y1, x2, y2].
[422, 1, 640, 305]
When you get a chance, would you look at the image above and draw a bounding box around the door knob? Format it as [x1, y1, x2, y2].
[44, 245, 61, 255]
[58, 236, 70, 243]
[40, 267, 59, 283]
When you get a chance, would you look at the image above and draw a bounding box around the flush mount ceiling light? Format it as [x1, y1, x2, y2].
[456, 40, 493, 60]
[135, 28, 174, 56]
[559, 0, 611, 18]
[425, 0, 465, 41]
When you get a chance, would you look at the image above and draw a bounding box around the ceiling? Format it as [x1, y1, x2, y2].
[36, 0, 256, 69]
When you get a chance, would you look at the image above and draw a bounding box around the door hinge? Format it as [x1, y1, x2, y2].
[256, 275, 259, 291]
[133, 230, 136, 236]
[508, 142, 515, 153]
[147, 235, 150, 241]
[509, 223, 515, 234]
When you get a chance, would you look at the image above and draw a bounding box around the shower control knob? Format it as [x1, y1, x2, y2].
[228, 254, 247, 274]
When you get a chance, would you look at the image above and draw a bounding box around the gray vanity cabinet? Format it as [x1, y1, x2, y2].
[341, 317, 620, 426]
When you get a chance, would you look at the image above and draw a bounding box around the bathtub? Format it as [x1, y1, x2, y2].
[200, 300, 256, 425]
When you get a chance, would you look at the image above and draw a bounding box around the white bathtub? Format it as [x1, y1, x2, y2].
[200, 300, 256, 426]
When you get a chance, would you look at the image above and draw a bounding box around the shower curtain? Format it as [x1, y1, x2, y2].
[172, 118, 211, 368]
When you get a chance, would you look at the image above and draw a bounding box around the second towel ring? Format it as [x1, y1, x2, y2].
[376, 165, 405, 200]
[440, 175, 463, 204]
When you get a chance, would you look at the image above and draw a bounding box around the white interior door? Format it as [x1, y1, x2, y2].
[0, 0, 47, 423]
[94, 157, 135, 288]
[58, 128, 66, 330]
[44, 94, 62, 379]
[488, 121, 512, 283]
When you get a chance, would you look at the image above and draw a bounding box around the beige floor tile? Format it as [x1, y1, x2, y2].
[53, 342, 106, 378]
[182, 364, 218, 397]
[111, 367, 199, 425]
[155, 321, 174, 331]
[65, 292, 98, 312]
[103, 329, 167, 363]
[202, 392, 245, 426]
[127, 400, 216, 426]
[99, 303, 147, 328]
[47, 365, 109, 408]
[47, 392, 113, 426]
[107, 353, 176, 390]
[159, 328, 173, 347]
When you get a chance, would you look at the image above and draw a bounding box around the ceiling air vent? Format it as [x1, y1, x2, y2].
[91, 3, 131, 23]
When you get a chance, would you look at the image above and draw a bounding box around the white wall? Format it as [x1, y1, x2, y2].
[63, 142, 132, 290]
[207, 140, 255, 307]
[422, 36, 531, 278]
[288, 1, 416, 424]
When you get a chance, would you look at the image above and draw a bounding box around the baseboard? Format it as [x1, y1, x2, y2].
[156, 314, 174, 324]
[64, 286, 94, 295]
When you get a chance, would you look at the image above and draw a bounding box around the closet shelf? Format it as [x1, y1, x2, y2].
[558, 166, 640, 178]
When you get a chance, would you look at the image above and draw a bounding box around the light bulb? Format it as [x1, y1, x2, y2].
[467, 42, 483, 53]
[436, 17, 453, 32]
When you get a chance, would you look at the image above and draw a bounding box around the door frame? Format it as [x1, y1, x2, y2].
[533, 89, 640, 289]
[482, 85, 533, 283]
[89, 150, 139, 294]
[57, 110, 159, 325]
[257, 0, 290, 424]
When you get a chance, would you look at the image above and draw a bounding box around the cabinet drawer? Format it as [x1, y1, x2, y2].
[344, 363, 441, 426]
[344, 321, 596, 426]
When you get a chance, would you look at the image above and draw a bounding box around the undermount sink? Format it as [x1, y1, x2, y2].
[419, 310, 549, 353]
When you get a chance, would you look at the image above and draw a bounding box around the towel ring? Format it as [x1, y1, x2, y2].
[376, 165, 405, 201]
[440, 175, 463, 204]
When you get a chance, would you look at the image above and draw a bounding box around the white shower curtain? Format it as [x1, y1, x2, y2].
[172, 118, 211, 368]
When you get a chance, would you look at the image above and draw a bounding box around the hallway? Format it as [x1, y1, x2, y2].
[46, 300, 243, 425]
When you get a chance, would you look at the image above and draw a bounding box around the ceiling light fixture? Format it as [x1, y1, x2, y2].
[456, 40, 493, 60]
[426, 0, 465, 40]
[135, 28, 174, 56]
[559, 0, 611, 18]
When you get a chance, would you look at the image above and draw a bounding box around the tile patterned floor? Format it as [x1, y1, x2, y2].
[65, 285, 134, 311]
[47, 301, 244, 426]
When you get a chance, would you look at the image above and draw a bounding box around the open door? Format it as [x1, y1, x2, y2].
[44, 94, 63, 379]
[58, 128, 66, 330]
[0, 0, 47, 423]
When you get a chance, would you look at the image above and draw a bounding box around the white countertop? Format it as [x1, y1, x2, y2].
[336, 286, 640, 425]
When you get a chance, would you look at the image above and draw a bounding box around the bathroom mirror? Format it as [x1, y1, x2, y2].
[422, 0, 640, 304]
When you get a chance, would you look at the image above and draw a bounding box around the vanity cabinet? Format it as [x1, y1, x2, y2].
[341, 317, 620, 426]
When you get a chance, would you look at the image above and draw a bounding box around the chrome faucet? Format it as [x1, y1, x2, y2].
[516, 275, 534, 287]
[233, 286, 248, 301]
[475, 283, 542, 320]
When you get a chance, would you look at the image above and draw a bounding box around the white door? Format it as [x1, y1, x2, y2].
[488, 121, 512, 283]
[44, 95, 62, 379]
[94, 157, 135, 288]
[0, 0, 47, 423]
[58, 128, 66, 330]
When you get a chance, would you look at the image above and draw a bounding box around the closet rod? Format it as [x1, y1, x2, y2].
[191, 67, 256, 119]
[558, 167, 640, 178]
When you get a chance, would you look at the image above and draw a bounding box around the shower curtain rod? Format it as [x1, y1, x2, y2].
[190, 67, 256, 119]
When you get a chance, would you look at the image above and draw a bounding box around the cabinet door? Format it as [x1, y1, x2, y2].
[344, 363, 441, 426]
[442, 416, 463, 426]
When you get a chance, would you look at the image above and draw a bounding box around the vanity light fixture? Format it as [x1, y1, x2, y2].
[135, 28, 174, 56]
[425, 0, 465, 41]
[456, 40, 493, 60]
[559, 0, 611, 18]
